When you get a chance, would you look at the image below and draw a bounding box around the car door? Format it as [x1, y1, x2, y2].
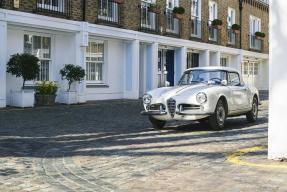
[228, 72, 250, 112]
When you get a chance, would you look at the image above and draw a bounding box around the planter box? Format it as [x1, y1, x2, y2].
[60, 91, 78, 105]
[10, 90, 35, 108]
[35, 95, 56, 106]
[148, 7, 161, 14]
[173, 13, 183, 20]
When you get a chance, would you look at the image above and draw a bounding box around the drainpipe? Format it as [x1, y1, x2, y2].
[82, 0, 86, 21]
[239, 0, 243, 49]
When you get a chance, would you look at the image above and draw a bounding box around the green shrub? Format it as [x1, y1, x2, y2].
[173, 6, 185, 14]
[231, 24, 241, 30]
[255, 31, 266, 38]
[36, 81, 58, 95]
[60, 64, 85, 91]
[212, 19, 223, 26]
[7, 53, 40, 89]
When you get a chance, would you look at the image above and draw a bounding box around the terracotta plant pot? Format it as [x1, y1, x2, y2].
[173, 13, 183, 20]
[35, 95, 56, 106]
[233, 29, 240, 34]
[255, 36, 264, 40]
[114, 0, 124, 4]
[148, 7, 161, 14]
[213, 25, 223, 30]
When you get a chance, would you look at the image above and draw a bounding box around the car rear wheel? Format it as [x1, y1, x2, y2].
[208, 99, 226, 130]
[149, 116, 166, 129]
[246, 97, 258, 123]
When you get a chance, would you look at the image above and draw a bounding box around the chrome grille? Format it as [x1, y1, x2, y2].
[167, 98, 176, 117]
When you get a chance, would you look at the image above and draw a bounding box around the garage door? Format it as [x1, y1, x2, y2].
[242, 60, 259, 88]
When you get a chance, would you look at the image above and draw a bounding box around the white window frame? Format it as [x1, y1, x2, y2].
[37, 0, 64, 12]
[220, 57, 229, 67]
[86, 40, 106, 84]
[227, 7, 236, 28]
[209, 1, 217, 22]
[191, 0, 202, 38]
[250, 15, 261, 34]
[98, 0, 119, 21]
[23, 33, 53, 82]
[166, 0, 179, 10]
[166, 0, 179, 34]
[141, 0, 156, 29]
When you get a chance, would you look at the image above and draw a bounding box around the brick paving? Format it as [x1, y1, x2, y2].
[0, 99, 285, 192]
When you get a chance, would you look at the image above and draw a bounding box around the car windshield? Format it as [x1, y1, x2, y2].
[179, 70, 227, 85]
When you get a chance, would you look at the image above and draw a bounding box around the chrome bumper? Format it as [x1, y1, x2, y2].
[141, 111, 167, 116]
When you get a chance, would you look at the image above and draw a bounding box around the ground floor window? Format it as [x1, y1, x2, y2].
[86, 41, 105, 83]
[24, 34, 51, 81]
[187, 52, 199, 69]
[220, 57, 228, 67]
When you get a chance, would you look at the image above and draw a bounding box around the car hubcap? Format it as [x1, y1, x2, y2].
[217, 106, 225, 126]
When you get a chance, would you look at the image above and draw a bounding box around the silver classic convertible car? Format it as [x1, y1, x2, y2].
[141, 67, 259, 130]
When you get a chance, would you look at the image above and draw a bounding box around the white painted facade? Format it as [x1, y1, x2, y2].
[0, 9, 269, 108]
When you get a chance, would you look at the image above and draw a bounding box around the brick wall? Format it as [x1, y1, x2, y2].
[1, 0, 269, 53]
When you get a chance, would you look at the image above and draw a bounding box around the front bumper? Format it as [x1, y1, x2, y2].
[141, 111, 167, 115]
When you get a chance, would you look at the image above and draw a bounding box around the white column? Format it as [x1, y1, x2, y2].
[175, 46, 187, 83]
[76, 22, 88, 103]
[199, 50, 210, 67]
[146, 42, 158, 91]
[0, 21, 7, 108]
[210, 51, 221, 66]
[124, 39, 140, 99]
[230, 54, 243, 70]
[269, 0, 287, 159]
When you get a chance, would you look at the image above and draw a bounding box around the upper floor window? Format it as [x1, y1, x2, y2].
[24, 34, 51, 81]
[98, 0, 119, 22]
[227, 7, 236, 27]
[191, 0, 201, 18]
[37, 0, 65, 12]
[209, 1, 217, 21]
[250, 15, 261, 34]
[86, 41, 105, 83]
[166, 0, 179, 10]
[141, 0, 156, 30]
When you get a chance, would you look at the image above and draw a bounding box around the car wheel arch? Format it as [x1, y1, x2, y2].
[218, 96, 229, 115]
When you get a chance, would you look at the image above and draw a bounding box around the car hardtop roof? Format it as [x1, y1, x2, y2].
[185, 66, 240, 74]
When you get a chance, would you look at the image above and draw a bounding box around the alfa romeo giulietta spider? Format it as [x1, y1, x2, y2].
[141, 67, 259, 130]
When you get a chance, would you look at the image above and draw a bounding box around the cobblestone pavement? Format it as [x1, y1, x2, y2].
[0, 99, 285, 192]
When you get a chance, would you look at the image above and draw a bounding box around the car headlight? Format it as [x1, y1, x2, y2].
[196, 92, 207, 104]
[143, 94, 152, 104]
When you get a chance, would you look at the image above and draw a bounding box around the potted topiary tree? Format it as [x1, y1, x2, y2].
[59, 64, 85, 104]
[255, 31, 266, 40]
[172, 6, 185, 19]
[148, 3, 161, 14]
[7, 53, 39, 108]
[231, 24, 241, 34]
[35, 81, 58, 106]
[212, 19, 223, 30]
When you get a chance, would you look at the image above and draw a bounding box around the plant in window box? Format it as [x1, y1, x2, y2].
[231, 24, 241, 34]
[148, 3, 161, 14]
[211, 19, 223, 30]
[35, 81, 58, 106]
[255, 31, 265, 40]
[172, 6, 185, 20]
[113, 0, 124, 4]
[6, 53, 39, 108]
[59, 64, 85, 105]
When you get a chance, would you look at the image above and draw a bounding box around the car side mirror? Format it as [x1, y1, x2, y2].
[221, 80, 228, 86]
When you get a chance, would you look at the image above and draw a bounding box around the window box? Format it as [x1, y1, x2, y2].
[10, 90, 35, 108]
[114, 0, 124, 4]
[211, 19, 223, 30]
[172, 6, 185, 20]
[231, 24, 241, 34]
[148, 4, 161, 14]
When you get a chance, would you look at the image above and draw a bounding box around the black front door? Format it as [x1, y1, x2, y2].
[166, 50, 175, 86]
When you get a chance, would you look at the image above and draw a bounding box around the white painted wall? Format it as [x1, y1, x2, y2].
[199, 50, 210, 67]
[268, 0, 287, 159]
[86, 38, 126, 100]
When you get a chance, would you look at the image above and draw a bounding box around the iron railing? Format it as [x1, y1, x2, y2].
[97, 0, 120, 25]
[36, 0, 71, 16]
[140, 2, 159, 33]
[165, 9, 181, 37]
[190, 17, 202, 38]
[0, 0, 5, 8]
[249, 34, 263, 51]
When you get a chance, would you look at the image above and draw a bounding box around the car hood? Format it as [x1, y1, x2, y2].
[149, 83, 212, 100]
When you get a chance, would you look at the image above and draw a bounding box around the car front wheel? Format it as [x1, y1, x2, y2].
[149, 116, 166, 129]
[208, 99, 226, 130]
[246, 97, 258, 123]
